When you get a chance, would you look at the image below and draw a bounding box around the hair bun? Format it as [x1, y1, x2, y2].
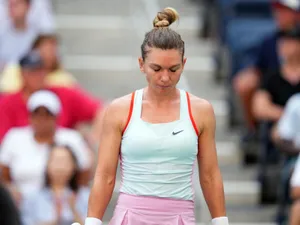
[153, 7, 179, 28]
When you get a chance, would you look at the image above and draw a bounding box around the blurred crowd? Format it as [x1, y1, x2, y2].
[3, 0, 300, 225]
[0, 0, 106, 225]
[199, 0, 300, 224]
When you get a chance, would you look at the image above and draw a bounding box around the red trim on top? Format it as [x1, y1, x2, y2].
[122, 92, 135, 135]
[186, 92, 199, 136]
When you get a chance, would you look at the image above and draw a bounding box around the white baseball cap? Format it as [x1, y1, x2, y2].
[27, 90, 61, 115]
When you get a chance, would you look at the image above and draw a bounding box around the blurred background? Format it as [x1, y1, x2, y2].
[1, 0, 300, 225]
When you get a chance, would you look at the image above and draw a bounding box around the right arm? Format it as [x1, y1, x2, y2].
[252, 90, 283, 121]
[0, 130, 22, 205]
[86, 96, 129, 222]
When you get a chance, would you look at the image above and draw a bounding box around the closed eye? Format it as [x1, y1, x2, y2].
[170, 65, 180, 72]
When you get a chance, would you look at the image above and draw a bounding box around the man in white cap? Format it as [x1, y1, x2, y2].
[0, 90, 92, 206]
[0, 50, 105, 147]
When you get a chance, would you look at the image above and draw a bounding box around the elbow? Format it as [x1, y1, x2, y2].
[252, 98, 263, 120]
[93, 170, 116, 190]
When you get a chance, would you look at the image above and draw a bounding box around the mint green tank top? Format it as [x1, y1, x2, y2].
[120, 88, 198, 201]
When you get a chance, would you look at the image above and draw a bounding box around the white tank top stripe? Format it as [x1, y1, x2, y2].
[120, 88, 198, 201]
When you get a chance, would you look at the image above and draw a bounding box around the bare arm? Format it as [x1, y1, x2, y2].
[195, 100, 226, 218]
[252, 90, 283, 121]
[87, 98, 128, 220]
[291, 187, 300, 200]
[0, 165, 22, 205]
[0, 165, 11, 183]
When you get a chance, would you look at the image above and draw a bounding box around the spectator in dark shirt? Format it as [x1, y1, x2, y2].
[252, 27, 300, 123]
[0, 50, 105, 146]
[233, 0, 300, 140]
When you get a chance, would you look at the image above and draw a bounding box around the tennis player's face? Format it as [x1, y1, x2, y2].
[47, 147, 76, 185]
[139, 48, 186, 90]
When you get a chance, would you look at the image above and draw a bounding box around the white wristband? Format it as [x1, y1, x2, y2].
[84, 217, 103, 225]
[212, 217, 229, 225]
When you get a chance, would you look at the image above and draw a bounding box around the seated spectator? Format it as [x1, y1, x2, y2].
[252, 27, 300, 123]
[0, 90, 92, 205]
[288, 154, 300, 225]
[0, 34, 78, 93]
[233, 0, 300, 142]
[0, 51, 105, 146]
[0, 0, 39, 66]
[0, 0, 55, 33]
[273, 94, 300, 154]
[21, 145, 89, 225]
[269, 94, 300, 224]
[0, 184, 21, 225]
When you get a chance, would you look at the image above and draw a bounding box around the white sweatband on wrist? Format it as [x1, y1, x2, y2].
[212, 217, 229, 225]
[84, 217, 103, 225]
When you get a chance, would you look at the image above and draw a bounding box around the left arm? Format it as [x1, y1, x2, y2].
[193, 98, 227, 222]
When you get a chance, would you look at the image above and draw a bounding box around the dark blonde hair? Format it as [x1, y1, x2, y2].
[141, 7, 185, 60]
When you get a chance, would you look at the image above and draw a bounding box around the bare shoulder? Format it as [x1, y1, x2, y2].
[188, 93, 214, 116]
[103, 93, 134, 130]
[188, 93, 215, 133]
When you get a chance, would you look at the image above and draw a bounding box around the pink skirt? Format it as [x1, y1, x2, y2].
[108, 193, 196, 225]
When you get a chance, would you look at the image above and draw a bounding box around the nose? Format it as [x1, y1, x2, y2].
[160, 70, 170, 83]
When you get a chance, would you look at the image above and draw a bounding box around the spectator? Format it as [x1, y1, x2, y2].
[0, 0, 55, 32]
[0, 184, 21, 225]
[0, 50, 105, 145]
[269, 93, 300, 224]
[0, 90, 92, 205]
[273, 94, 300, 154]
[0, 0, 39, 66]
[0, 34, 78, 93]
[252, 27, 300, 123]
[288, 153, 300, 225]
[233, 0, 300, 142]
[21, 145, 89, 225]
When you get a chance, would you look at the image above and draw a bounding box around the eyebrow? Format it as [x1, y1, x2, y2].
[150, 63, 181, 68]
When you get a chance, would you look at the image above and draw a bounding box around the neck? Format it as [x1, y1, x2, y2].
[22, 87, 36, 101]
[34, 130, 55, 144]
[145, 86, 178, 105]
[50, 184, 66, 195]
[13, 20, 27, 30]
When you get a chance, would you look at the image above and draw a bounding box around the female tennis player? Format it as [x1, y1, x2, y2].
[78, 7, 229, 225]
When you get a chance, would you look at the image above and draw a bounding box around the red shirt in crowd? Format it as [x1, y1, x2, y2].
[0, 87, 103, 143]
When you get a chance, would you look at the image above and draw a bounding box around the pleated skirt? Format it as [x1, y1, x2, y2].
[108, 193, 196, 225]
